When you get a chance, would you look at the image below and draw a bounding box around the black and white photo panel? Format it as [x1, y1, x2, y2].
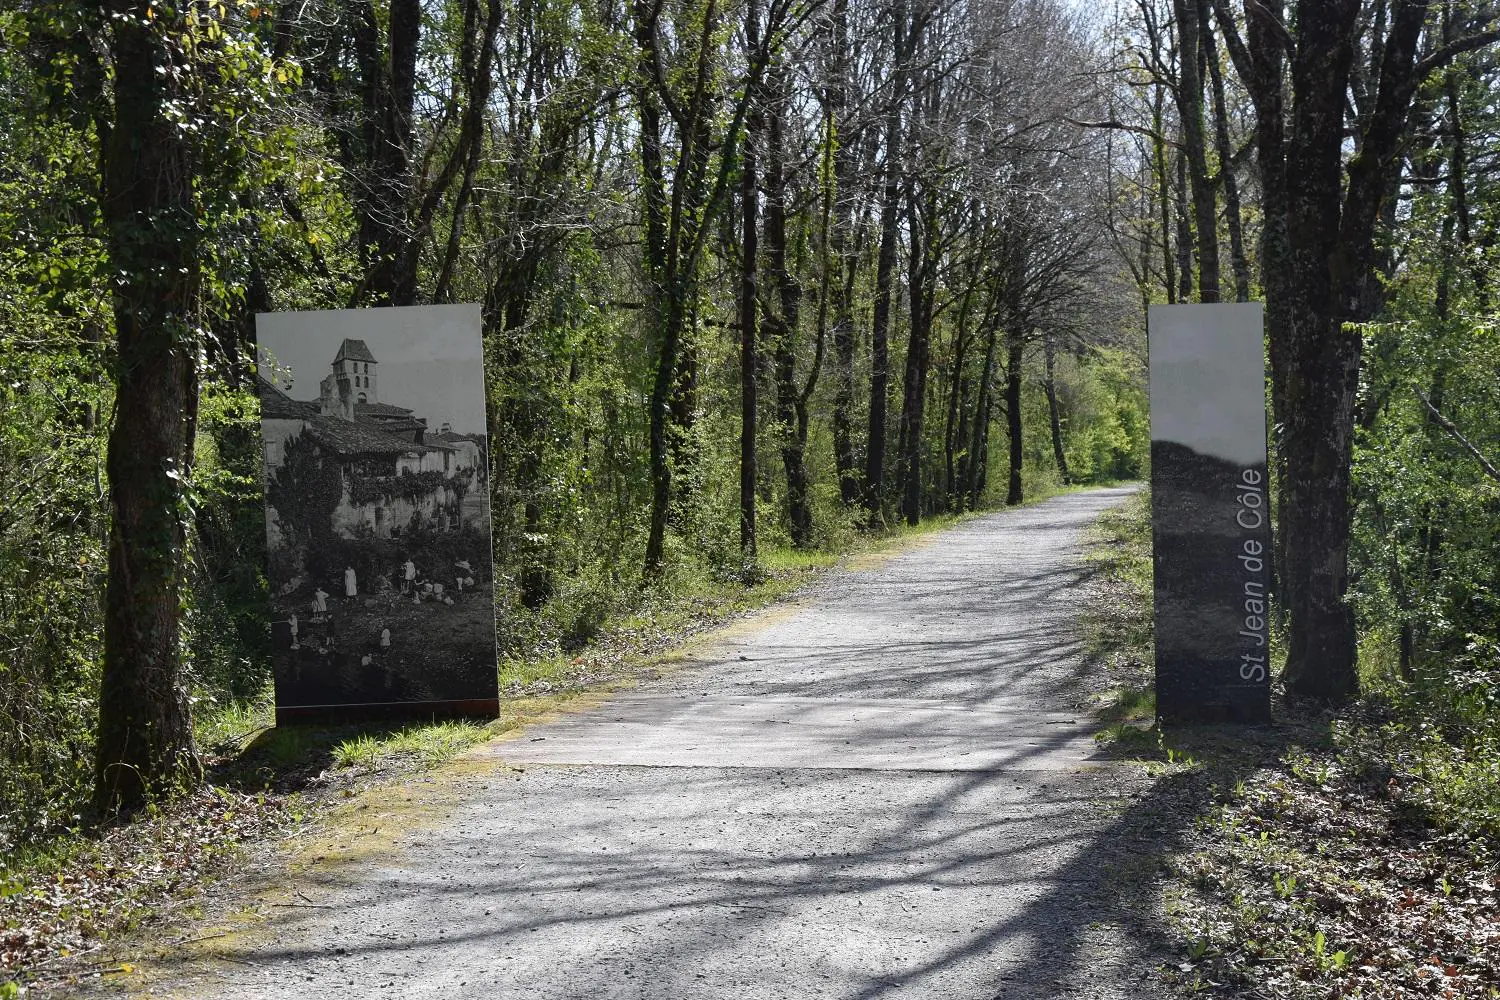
[1149, 303, 1272, 724]
[256, 304, 499, 723]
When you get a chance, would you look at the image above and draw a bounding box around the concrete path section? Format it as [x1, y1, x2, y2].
[493, 694, 1095, 771]
[142, 486, 1171, 1000]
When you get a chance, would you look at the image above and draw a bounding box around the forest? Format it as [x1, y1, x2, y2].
[3, 0, 1155, 834]
[1, 0, 1499, 968]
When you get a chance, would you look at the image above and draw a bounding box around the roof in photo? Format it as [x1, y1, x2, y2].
[304, 416, 418, 456]
[354, 401, 416, 418]
[363, 416, 428, 436]
[334, 338, 378, 364]
[258, 377, 319, 420]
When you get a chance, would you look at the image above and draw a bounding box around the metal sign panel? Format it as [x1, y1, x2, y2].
[256, 304, 498, 722]
[1149, 303, 1271, 723]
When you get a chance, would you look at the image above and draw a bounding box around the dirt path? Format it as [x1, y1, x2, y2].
[142, 486, 1173, 999]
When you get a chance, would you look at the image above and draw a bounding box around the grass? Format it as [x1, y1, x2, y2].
[1077, 488, 1161, 750]
[330, 720, 494, 769]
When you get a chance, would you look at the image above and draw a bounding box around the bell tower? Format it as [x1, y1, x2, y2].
[333, 339, 378, 405]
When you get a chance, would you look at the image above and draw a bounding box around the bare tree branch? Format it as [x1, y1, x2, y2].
[1415, 387, 1500, 485]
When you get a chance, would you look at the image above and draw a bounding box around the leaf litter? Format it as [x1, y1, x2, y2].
[1164, 733, 1499, 998]
[1, 786, 290, 994]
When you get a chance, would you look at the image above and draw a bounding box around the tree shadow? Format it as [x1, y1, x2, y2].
[162, 716, 1332, 998]
[151, 486, 1310, 997]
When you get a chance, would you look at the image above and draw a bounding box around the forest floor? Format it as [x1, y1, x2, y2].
[63, 484, 1206, 1000]
[1084, 494, 1500, 999]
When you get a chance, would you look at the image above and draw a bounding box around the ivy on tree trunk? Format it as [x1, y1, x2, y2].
[94, 4, 203, 813]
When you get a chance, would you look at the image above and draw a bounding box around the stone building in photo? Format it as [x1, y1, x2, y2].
[260, 338, 485, 552]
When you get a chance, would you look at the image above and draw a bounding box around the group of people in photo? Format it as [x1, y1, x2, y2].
[281, 551, 485, 690]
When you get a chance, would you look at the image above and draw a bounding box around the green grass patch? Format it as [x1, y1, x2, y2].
[1078, 487, 1157, 746]
[331, 720, 494, 769]
[194, 693, 275, 757]
[1080, 488, 1153, 660]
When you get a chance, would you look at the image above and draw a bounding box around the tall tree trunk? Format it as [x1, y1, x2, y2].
[826, 0, 861, 508]
[1200, 2, 1251, 301]
[1152, 85, 1178, 303]
[942, 287, 974, 510]
[967, 316, 1000, 508]
[865, 151, 900, 519]
[896, 275, 929, 526]
[765, 62, 813, 546]
[347, 0, 420, 305]
[896, 187, 936, 527]
[1173, 152, 1194, 302]
[739, 0, 762, 559]
[1004, 329, 1024, 505]
[1044, 333, 1070, 484]
[634, 0, 674, 576]
[1271, 4, 1375, 701]
[1172, 0, 1221, 301]
[864, 0, 908, 519]
[94, 8, 203, 813]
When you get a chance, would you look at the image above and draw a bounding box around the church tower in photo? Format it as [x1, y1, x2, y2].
[333, 338, 379, 405]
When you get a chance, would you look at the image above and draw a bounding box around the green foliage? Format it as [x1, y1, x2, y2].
[0, 324, 109, 846]
[0, 0, 1149, 852]
[0, 38, 112, 845]
[1347, 138, 1500, 840]
[1059, 348, 1150, 484]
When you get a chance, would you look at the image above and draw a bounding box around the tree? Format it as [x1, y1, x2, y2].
[863, 0, 915, 520]
[740, 0, 765, 559]
[92, 1, 205, 812]
[763, 56, 824, 545]
[1214, 0, 1500, 700]
[1169, 0, 1220, 301]
[638, 0, 749, 573]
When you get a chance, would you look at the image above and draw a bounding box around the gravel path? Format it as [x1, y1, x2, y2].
[143, 486, 1173, 1000]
